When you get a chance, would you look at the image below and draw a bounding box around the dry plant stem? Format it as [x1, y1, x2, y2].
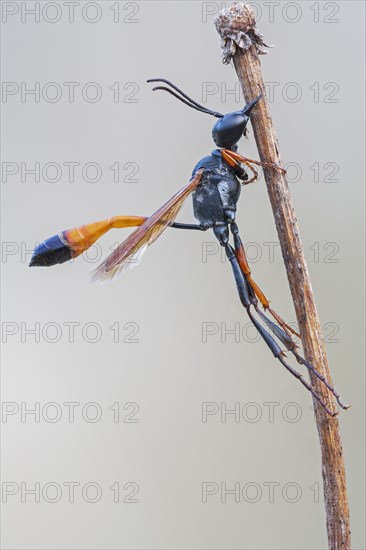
[215, 5, 350, 550]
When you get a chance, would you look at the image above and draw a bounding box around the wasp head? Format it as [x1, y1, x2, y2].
[212, 94, 262, 149]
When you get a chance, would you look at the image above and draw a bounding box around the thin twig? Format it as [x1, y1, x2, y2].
[215, 4, 350, 549]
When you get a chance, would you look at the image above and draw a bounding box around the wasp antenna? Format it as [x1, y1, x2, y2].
[147, 78, 223, 118]
[242, 93, 263, 116]
[150, 85, 222, 117]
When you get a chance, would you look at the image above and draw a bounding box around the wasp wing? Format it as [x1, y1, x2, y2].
[91, 170, 203, 283]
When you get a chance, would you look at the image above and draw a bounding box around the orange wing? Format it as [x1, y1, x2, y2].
[91, 170, 203, 283]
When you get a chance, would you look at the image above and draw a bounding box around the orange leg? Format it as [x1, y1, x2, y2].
[231, 223, 300, 338]
[221, 149, 259, 184]
[222, 150, 296, 335]
[225, 224, 349, 413]
[239, 160, 259, 185]
[222, 149, 286, 176]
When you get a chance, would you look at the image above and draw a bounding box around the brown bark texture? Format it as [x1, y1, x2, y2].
[215, 5, 351, 549]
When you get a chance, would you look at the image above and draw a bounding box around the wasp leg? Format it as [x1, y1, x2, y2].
[222, 149, 286, 175]
[230, 222, 299, 337]
[228, 222, 349, 411]
[221, 150, 258, 184]
[169, 222, 207, 231]
[239, 160, 258, 185]
[253, 304, 349, 410]
[223, 241, 337, 416]
[225, 240, 333, 412]
[291, 350, 350, 410]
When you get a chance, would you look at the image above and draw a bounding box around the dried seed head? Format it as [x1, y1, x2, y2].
[215, 3, 272, 64]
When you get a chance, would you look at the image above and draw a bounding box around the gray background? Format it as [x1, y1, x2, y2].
[1, 1, 365, 549]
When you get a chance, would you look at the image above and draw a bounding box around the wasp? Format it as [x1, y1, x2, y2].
[30, 79, 348, 416]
